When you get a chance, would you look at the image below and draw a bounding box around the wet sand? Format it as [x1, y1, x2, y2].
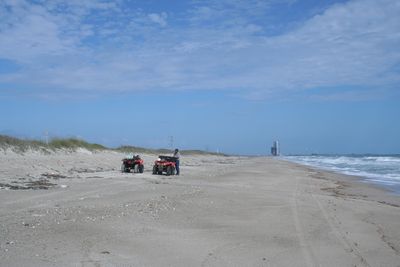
[1, 149, 400, 266]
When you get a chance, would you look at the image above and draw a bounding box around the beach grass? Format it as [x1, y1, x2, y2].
[115, 145, 171, 155]
[0, 135, 45, 152]
[0, 135, 225, 155]
[48, 138, 106, 150]
[0, 135, 105, 152]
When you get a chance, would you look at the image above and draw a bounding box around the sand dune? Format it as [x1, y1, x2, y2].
[1, 149, 399, 266]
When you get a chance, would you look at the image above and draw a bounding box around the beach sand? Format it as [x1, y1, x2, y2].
[1, 149, 400, 266]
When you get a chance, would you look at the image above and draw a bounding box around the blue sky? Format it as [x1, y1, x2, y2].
[0, 0, 399, 155]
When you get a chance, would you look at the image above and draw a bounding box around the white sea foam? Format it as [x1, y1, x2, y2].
[284, 155, 400, 190]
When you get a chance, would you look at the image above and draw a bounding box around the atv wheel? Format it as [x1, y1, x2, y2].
[166, 166, 173, 176]
[152, 165, 157, 175]
[139, 164, 144, 173]
[121, 164, 128, 173]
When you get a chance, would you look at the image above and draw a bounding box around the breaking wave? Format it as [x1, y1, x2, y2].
[284, 155, 400, 192]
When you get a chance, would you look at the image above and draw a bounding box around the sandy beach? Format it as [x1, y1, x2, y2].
[1, 149, 400, 266]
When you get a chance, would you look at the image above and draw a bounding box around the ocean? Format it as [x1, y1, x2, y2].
[284, 155, 400, 193]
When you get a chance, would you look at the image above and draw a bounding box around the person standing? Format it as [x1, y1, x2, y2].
[173, 148, 180, 175]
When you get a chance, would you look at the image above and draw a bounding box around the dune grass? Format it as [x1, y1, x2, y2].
[115, 146, 226, 156]
[48, 138, 106, 150]
[180, 149, 226, 156]
[0, 135, 226, 155]
[0, 135, 105, 152]
[115, 145, 171, 155]
[0, 135, 45, 152]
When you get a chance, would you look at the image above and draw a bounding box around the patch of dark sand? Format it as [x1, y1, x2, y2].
[0, 179, 56, 190]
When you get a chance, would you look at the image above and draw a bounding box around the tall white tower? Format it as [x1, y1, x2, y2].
[271, 141, 279, 156]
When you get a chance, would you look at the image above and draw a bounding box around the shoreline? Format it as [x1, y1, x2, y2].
[1, 152, 399, 266]
[286, 159, 400, 206]
[281, 156, 400, 196]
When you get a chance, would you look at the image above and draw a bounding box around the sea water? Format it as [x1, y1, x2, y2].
[284, 155, 400, 193]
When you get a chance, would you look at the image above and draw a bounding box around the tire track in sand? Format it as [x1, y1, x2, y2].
[310, 191, 371, 267]
[298, 171, 371, 267]
[291, 176, 318, 267]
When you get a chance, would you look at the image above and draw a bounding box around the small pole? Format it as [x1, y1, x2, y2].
[44, 131, 49, 145]
[169, 136, 174, 150]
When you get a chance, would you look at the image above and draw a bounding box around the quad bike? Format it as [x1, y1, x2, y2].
[121, 155, 144, 173]
[152, 156, 177, 176]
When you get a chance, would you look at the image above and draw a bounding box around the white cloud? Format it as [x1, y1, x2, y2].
[0, 0, 399, 100]
[148, 12, 168, 27]
[0, 4, 70, 62]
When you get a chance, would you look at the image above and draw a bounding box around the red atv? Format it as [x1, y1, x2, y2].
[121, 155, 144, 173]
[152, 156, 177, 176]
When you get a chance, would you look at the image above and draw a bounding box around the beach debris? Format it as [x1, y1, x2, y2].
[68, 167, 107, 173]
[0, 179, 56, 190]
[24, 179, 57, 190]
[0, 182, 27, 190]
[377, 201, 400, 208]
[41, 173, 67, 179]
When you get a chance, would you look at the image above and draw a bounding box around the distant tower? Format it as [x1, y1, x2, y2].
[271, 141, 279, 156]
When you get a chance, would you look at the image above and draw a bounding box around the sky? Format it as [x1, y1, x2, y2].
[0, 0, 399, 155]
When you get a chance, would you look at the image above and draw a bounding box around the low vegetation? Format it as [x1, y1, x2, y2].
[49, 138, 106, 150]
[0, 135, 105, 152]
[0, 135, 44, 152]
[181, 149, 226, 156]
[115, 145, 171, 154]
[0, 135, 226, 155]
